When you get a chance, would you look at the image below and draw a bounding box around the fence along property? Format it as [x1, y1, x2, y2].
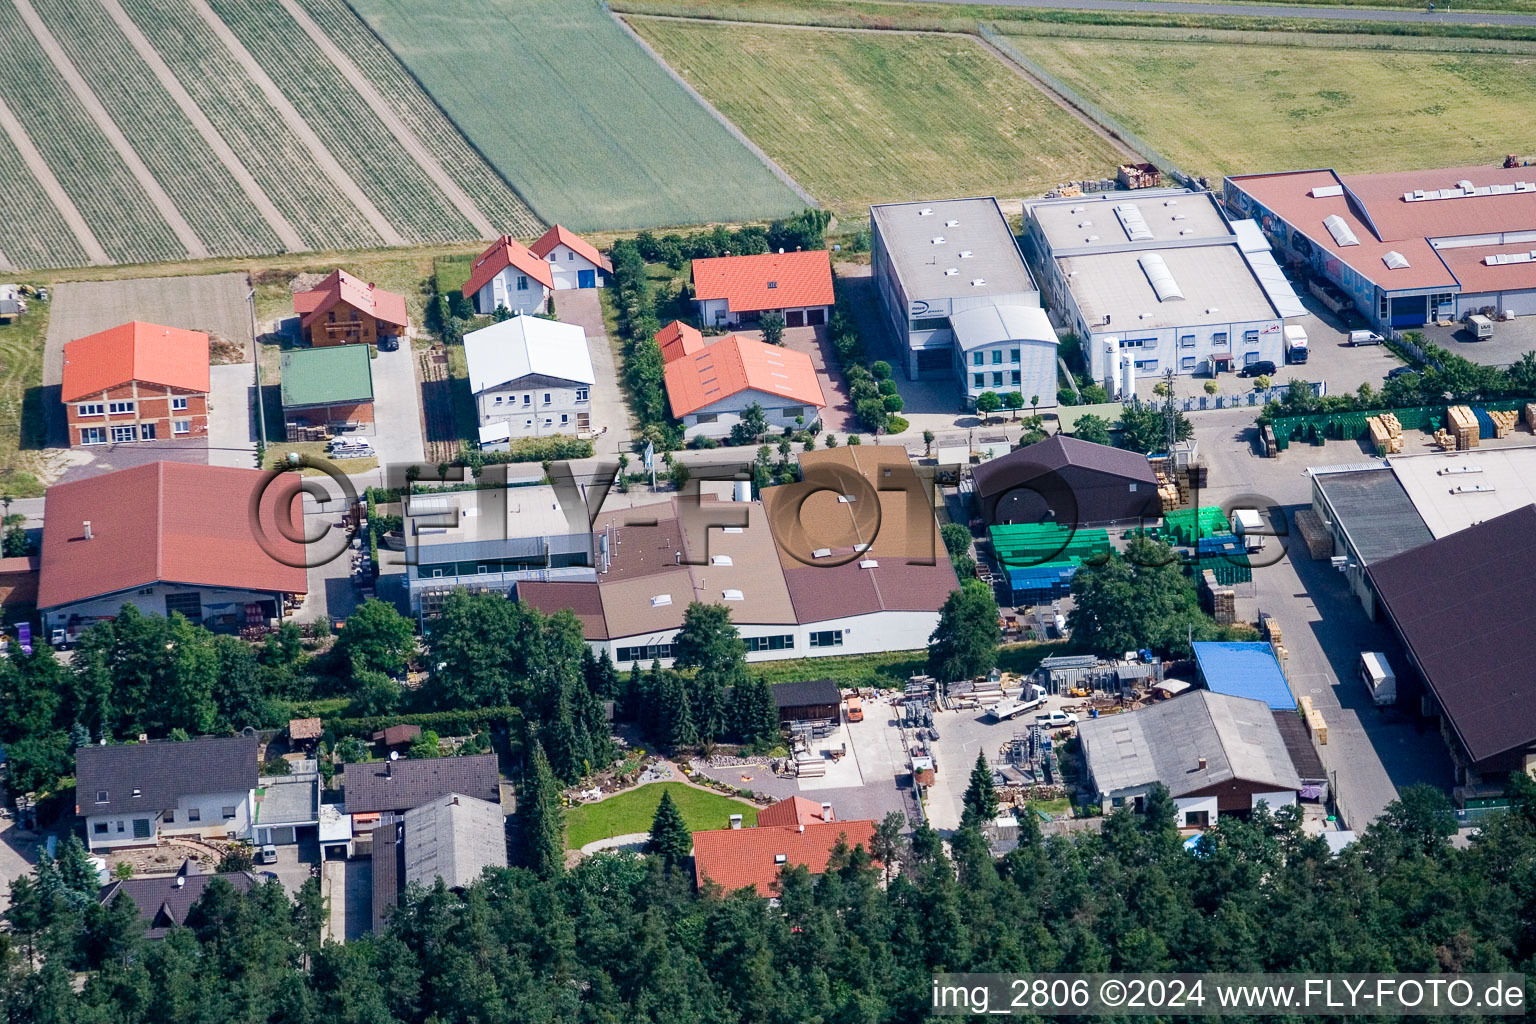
[1269, 398, 1536, 452]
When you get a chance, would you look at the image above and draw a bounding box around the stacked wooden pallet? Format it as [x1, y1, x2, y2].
[1299, 696, 1328, 746]
[1446, 405, 1479, 449]
[1367, 415, 1403, 455]
[1201, 570, 1235, 624]
[1524, 402, 1536, 429]
[1148, 457, 1186, 512]
[1489, 408, 1519, 438]
[1432, 428, 1457, 450]
[1261, 613, 1282, 646]
[1293, 508, 1334, 559]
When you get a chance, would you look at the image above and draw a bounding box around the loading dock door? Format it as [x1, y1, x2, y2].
[1389, 295, 1428, 328]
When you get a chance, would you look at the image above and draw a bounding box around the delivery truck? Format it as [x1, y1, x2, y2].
[1360, 652, 1396, 706]
[986, 684, 1048, 722]
[1284, 324, 1309, 364]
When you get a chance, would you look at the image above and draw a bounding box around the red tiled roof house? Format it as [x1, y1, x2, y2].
[39, 462, 307, 639]
[693, 249, 834, 328]
[530, 225, 612, 291]
[692, 797, 876, 897]
[464, 236, 554, 316]
[293, 270, 409, 347]
[659, 322, 826, 439]
[61, 322, 210, 448]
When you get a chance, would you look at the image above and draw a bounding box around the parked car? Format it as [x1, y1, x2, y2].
[1035, 710, 1080, 730]
[1386, 365, 1417, 380]
[378, 335, 399, 352]
[258, 844, 279, 865]
[1347, 330, 1386, 346]
[1238, 360, 1277, 378]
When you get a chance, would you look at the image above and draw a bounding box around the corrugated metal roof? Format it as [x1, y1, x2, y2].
[1193, 642, 1295, 710]
[1312, 466, 1434, 565]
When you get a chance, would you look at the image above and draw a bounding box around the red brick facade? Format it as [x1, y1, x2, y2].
[67, 381, 209, 447]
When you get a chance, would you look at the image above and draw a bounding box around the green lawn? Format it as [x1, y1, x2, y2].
[1000, 34, 1536, 178]
[0, 297, 51, 497]
[746, 642, 1070, 689]
[630, 18, 1124, 212]
[349, 0, 804, 229]
[565, 781, 758, 849]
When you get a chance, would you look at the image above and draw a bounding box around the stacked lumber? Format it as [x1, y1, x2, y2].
[1293, 508, 1333, 560]
[1201, 569, 1235, 625]
[1446, 405, 1480, 449]
[1524, 402, 1536, 429]
[1367, 416, 1403, 455]
[1299, 696, 1328, 745]
[1261, 613, 1282, 646]
[1489, 408, 1519, 438]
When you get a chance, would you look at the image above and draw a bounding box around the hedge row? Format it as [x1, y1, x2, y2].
[322, 706, 525, 739]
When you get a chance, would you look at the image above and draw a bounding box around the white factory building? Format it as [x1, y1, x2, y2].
[870, 198, 1058, 410]
[1024, 189, 1304, 394]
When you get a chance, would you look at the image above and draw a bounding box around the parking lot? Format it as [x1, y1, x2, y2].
[1420, 314, 1536, 368]
[1190, 408, 1454, 828]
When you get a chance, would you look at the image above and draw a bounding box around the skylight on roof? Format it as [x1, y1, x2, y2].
[811, 547, 832, 558]
[1138, 253, 1185, 302]
[1382, 250, 1411, 270]
[650, 594, 672, 607]
[722, 589, 744, 601]
[1323, 214, 1359, 247]
[711, 554, 733, 566]
[767, 281, 778, 289]
[1114, 203, 1154, 242]
[1310, 185, 1344, 199]
[1483, 250, 1536, 266]
[859, 559, 879, 569]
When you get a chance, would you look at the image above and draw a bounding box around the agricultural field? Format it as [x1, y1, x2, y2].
[348, 0, 807, 230]
[999, 34, 1536, 177]
[628, 19, 1126, 211]
[0, 0, 542, 272]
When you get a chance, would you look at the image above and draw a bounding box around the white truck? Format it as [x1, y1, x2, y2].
[985, 684, 1048, 722]
[1284, 324, 1309, 364]
[1231, 508, 1266, 552]
[1035, 710, 1080, 730]
[1360, 652, 1396, 706]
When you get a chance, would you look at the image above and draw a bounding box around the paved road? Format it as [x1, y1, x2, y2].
[371, 343, 426, 470]
[207, 362, 259, 469]
[937, 0, 1536, 26]
[558, 289, 634, 456]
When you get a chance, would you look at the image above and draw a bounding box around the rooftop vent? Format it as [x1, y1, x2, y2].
[1070, 206, 1085, 214]
[945, 219, 959, 227]
[959, 250, 974, 258]
[767, 281, 778, 289]
[711, 554, 733, 566]
[650, 594, 672, 607]
[722, 589, 744, 601]
[944, 268, 959, 276]
[1382, 250, 1411, 270]
[1078, 220, 1092, 229]
[811, 547, 832, 558]
[918, 207, 933, 216]
[971, 278, 986, 287]
[1138, 252, 1185, 302]
[931, 236, 945, 245]
[1323, 214, 1359, 247]
[1205, 307, 1219, 314]
[859, 559, 879, 569]
[1085, 234, 1100, 243]
[1310, 184, 1344, 199]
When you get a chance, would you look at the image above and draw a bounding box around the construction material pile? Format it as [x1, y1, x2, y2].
[1147, 455, 1187, 513]
[1367, 413, 1403, 455]
[1446, 405, 1479, 450]
[1299, 695, 1328, 745]
[1489, 408, 1519, 438]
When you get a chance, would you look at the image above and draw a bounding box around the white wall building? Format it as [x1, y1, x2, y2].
[464, 315, 595, 445]
[870, 198, 1047, 409]
[76, 736, 259, 851]
[529, 225, 612, 290]
[1024, 189, 1305, 389]
[464, 236, 554, 316]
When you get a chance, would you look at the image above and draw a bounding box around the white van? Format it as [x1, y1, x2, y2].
[1359, 652, 1396, 706]
[1347, 330, 1385, 346]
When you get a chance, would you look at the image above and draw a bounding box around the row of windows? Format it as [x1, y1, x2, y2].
[491, 389, 589, 406]
[77, 398, 186, 416]
[617, 643, 676, 663]
[808, 630, 844, 648]
[695, 405, 808, 425]
[970, 348, 1024, 366]
[746, 634, 795, 653]
[1122, 331, 1262, 350]
[80, 421, 191, 445]
[90, 803, 235, 836]
[973, 371, 1022, 390]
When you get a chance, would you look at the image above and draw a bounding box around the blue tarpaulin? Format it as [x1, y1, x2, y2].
[1192, 641, 1296, 710]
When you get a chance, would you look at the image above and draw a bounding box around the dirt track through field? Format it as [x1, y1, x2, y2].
[97, 0, 305, 252]
[185, 0, 406, 247]
[14, 0, 207, 258]
[0, 92, 108, 264]
[275, 0, 495, 238]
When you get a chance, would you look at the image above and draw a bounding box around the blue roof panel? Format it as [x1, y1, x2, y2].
[1192, 642, 1296, 710]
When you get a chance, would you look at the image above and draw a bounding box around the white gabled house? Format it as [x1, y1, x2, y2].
[463, 236, 555, 316]
[530, 225, 612, 290]
[465, 315, 596, 446]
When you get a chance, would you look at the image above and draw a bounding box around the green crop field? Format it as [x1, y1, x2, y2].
[999, 34, 1536, 177]
[628, 19, 1126, 212]
[348, 0, 806, 230]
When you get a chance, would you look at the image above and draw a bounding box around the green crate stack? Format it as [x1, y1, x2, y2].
[1161, 506, 1227, 546]
[989, 523, 1110, 565]
[1192, 557, 1253, 586]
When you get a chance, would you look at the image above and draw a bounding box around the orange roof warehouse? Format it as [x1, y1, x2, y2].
[1226, 164, 1536, 330]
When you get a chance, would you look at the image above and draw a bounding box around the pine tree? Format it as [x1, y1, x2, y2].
[583, 646, 619, 698]
[961, 752, 1000, 829]
[55, 834, 100, 905]
[653, 671, 697, 752]
[519, 741, 565, 877]
[645, 789, 693, 868]
[543, 688, 585, 785]
[731, 678, 779, 748]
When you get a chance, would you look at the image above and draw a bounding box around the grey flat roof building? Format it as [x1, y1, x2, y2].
[1057, 245, 1279, 332]
[1311, 466, 1434, 567]
[870, 198, 1036, 302]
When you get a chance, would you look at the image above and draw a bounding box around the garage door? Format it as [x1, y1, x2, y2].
[785, 310, 805, 327]
[807, 308, 826, 326]
[1389, 295, 1428, 328]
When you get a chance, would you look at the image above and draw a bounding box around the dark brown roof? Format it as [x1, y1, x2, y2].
[1272, 710, 1326, 781]
[771, 679, 841, 709]
[371, 724, 423, 747]
[343, 753, 500, 815]
[1367, 505, 1536, 764]
[972, 434, 1157, 498]
[99, 867, 256, 939]
[371, 818, 403, 934]
[76, 735, 258, 817]
[517, 580, 609, 639]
